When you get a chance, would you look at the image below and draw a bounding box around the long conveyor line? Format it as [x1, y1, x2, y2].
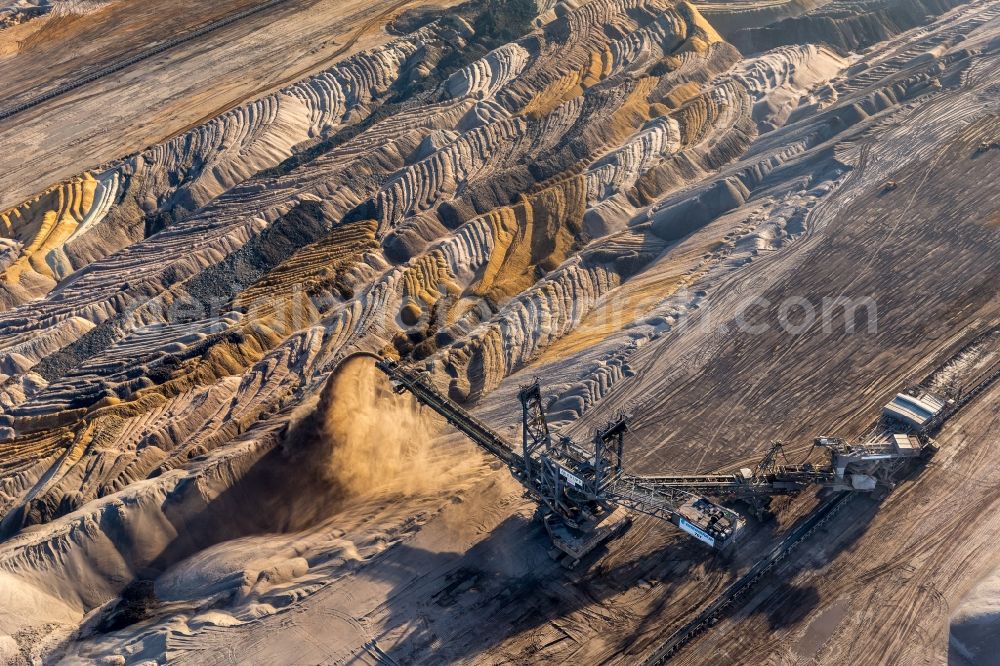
[640, 345, 1000, 663]
[639, 492, 853, 666]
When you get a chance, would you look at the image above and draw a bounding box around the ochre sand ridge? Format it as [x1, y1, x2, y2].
[0, 0, 998, 662]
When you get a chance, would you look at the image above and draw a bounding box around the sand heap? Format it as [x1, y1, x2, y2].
[0, 0, 996, 661]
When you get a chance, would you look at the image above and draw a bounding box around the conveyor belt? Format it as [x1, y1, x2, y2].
[641, 341, 1000, 663]
[640, 492, 853, 665]
[378, 361, 729, 528]
[378, 358, 843, 499]
[376, 359, 522, 467]
[635, 465, 838, 496]
[635, 474, 745, 489]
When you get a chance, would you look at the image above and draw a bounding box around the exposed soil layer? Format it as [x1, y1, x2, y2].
[0, 0, 997, 663]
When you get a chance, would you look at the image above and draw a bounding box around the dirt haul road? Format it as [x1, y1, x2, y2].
[0, 0, 998, 663]
[0, 0, 459, 211]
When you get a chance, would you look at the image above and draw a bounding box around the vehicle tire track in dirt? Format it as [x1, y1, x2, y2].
[0, 0, 300, 121]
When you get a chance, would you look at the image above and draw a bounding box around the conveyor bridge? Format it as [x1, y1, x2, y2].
[375, 358, 929, 562]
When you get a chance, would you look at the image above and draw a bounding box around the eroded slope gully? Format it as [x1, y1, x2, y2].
[0, 0, 996, 662]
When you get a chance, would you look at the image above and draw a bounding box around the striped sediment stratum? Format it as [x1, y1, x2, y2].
[0, 0, 998, 662]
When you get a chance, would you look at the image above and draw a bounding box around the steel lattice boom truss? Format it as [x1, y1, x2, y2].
[376, 359, 932, 560]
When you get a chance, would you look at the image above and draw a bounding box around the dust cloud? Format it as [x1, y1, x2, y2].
[288, 356, 470, 501]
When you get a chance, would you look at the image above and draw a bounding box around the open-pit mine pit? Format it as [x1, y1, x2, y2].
[0, 0, 998, 663]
